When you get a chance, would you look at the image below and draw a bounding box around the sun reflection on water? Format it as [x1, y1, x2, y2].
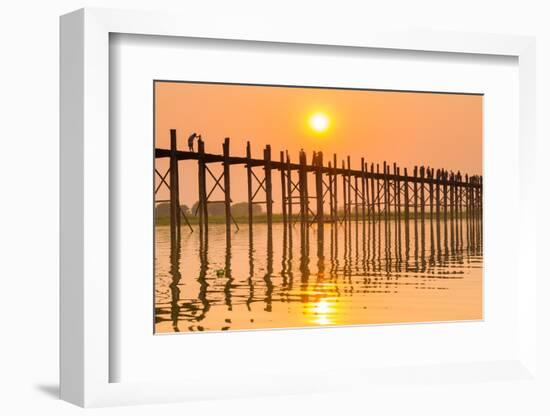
[310, 298, 336, 326]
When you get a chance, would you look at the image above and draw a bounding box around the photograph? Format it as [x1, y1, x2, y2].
[154, 81, 483, 334]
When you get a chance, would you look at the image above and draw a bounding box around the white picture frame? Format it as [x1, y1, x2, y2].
[60, 7, 538, 407]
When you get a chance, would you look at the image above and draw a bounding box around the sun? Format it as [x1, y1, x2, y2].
[309, 112, 330, 133]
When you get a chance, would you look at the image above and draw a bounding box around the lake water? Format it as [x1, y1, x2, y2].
[155, 218, 482, 333]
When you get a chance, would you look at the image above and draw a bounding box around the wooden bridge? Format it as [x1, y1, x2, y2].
[155, 129, 483, 243]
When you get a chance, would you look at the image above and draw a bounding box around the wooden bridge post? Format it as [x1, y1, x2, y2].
[473, 175, 479, 220]
[361, 158, 366, 221]
[315, 152, 325, 235]
[479, 176, 483, 218]
[299, 150, 307, 226]
[371, 163, 376, 221]
[223, 137, 232, 237]
[443, 170, 448, 223]
[264, 145, 273, 232]
[280, 150, 288, 227]
[332, 154, 338, 223]
[364, 161, 370, 220]
[246, 142, 253, 232]
[328, 161, 334, 222]
[455, 171, 462, 219]
[383, 161, 389, 222]
[394, 163, 401, 220]
[286, 151, 293, 225]
[436, 169, 441, 223]
[347, 156, 352, 225]
[304, 152, 310, 227]
[463, 174, 470, 234]
[404, 167, 410, 242]
[342, 160, 347, 225]
[404, 167, 410, 222]
[413, 166, 418, 221]
[456, 172, 462, 219]
[197, 137, 208, 237]
[429, 168, 434, 221]
[169, 129, 181, 243]
[354, 175, 359, 224]
[395, 164, 401, 245]
[449, 171, 455, 245]
[420, 166, 426, 220]
[376, 164, 381, 220]
[454, 171, 460, 242]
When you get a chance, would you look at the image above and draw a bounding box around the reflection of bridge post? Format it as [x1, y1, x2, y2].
[169, 234, 181, 331]
[299, 220, 310, 303]
[196, 231, 210, 323]
[246, 228, 254, 311]
[224, 229, 233, 311]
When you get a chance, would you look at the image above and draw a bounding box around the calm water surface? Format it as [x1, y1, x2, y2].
[155, 218, 482, 333]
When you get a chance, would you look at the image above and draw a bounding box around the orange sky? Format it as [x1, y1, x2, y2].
[155, 81, 482, 209]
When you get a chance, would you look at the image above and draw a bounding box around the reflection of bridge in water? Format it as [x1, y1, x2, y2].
[159, 216, 482, 332]
[154, 129, 483, 332]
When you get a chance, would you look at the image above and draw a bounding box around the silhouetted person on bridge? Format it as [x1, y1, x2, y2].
[188, 132, 201, 152]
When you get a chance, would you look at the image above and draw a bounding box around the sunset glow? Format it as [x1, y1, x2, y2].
[309, 112, 330, 133]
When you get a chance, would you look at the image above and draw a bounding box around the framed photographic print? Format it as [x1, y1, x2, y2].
[153, 81, 483, 334]
[60, 8, 538, 408]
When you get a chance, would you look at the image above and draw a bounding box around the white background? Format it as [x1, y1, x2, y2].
[1, 1, 549, 415]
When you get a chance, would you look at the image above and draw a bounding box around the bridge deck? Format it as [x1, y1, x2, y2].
[155, 148, 481, 188]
